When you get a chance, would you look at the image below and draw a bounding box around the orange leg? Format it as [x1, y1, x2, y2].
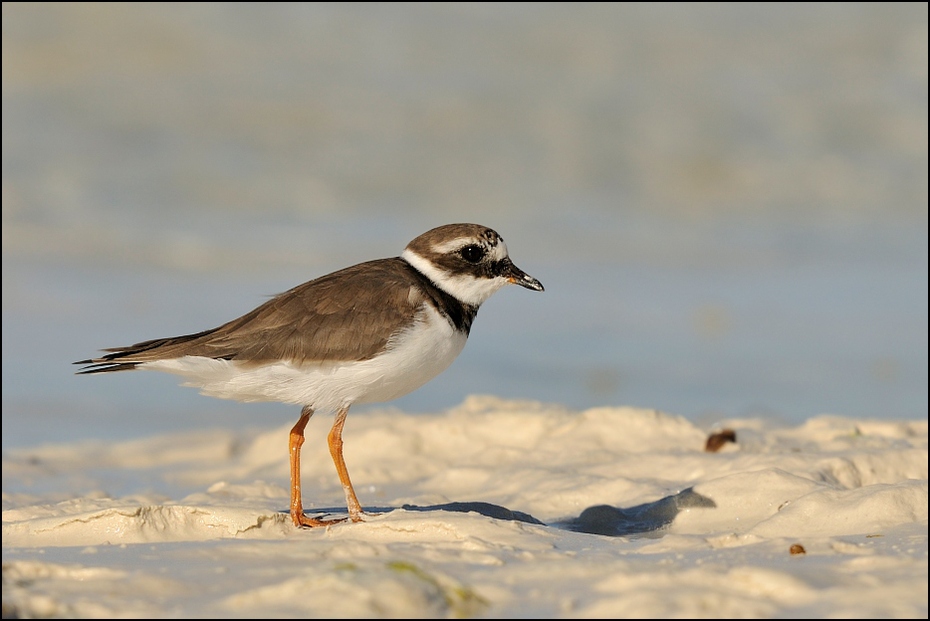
[289, 405, 346, 528]
[328, 406, 364, 522]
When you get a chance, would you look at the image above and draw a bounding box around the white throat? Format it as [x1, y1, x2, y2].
[401, 248, 508, 307]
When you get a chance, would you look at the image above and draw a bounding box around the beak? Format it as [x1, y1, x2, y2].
[503, 260, 544, 292]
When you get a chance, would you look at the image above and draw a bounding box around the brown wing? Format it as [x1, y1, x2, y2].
[75, 258, 427, 373]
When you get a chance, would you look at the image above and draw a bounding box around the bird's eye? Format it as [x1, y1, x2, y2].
[459, 244, 486, 263]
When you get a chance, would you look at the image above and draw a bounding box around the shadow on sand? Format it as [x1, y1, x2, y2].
[303, 488, 715, 538]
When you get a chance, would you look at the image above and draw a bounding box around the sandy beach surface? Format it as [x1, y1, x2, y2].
[3, 4, 927, 618]
[3, 396, 926, 618]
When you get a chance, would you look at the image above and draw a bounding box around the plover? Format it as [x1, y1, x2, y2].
[76, 223, 544, 527]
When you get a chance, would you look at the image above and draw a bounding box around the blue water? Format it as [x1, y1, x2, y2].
[3, 4, 927, 449]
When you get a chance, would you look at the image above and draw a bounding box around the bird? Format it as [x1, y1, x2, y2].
[75, 223, 544, 528]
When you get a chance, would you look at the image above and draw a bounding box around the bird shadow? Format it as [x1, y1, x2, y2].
[301, 487, 715, 538]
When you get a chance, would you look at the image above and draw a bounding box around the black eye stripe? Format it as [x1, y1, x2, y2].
[459, 244, 486, 263]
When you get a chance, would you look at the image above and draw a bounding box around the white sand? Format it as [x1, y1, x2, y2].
[2, 396, 926, 618]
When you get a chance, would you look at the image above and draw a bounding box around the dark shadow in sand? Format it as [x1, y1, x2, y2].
[551, 487, 716, 537]
[400, 501, 545, 526]
[300, 487, 715, 538]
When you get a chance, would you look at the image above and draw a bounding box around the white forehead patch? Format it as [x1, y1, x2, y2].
[490, 239, 509, 261]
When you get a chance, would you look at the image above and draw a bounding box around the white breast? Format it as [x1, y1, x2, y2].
[141, 304, 468, 413]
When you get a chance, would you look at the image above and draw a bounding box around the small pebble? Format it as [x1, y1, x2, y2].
[705, 429, 737, 452]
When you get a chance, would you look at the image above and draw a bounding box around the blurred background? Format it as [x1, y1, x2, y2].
[3, 3, 927, 449]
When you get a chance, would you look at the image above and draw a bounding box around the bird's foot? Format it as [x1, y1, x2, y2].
[292, 512, 348, 528]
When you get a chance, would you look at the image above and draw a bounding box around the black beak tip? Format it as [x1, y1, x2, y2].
[513, 273, 544, 292]
[504, 260, 543, 292]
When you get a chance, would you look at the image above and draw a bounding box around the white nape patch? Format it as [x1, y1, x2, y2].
[402, 248, 509, 306]
[140, 304, 467, 412]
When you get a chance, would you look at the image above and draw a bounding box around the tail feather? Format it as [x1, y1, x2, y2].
[74, 360, 143, 374]
[74, 328, 222, 375]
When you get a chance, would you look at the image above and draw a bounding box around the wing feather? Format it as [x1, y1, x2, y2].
[75, 258, 427, 373]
